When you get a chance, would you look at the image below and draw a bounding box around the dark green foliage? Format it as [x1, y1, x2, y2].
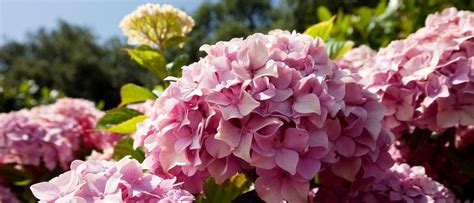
[0, 21, 157, 111]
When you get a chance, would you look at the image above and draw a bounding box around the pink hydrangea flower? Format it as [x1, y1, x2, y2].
[313, 163, 455, 202]
[0, 185, 20, 203]
[134, 30, 393, 202]
[30, 156, 194, 202]
[340, 8, 474, 134]
[335, 45, 376, 75]
[356, 163, 455, 202]
[0, 98, 123, 170]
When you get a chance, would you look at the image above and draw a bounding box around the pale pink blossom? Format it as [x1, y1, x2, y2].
[0, 98, 123, 170]
[134, 30, 392, 202]
[344, 8, 474, 134]
[30, 157, 194, 202]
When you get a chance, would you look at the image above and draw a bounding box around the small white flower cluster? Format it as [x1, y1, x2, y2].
[120, 3, 194, 48]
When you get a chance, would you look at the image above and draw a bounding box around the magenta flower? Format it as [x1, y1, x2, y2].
[0, 185, 21, 203]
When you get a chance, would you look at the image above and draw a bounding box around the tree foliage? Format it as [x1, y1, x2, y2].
[0, 21, 157, 111]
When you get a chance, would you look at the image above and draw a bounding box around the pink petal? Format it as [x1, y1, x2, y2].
[282, 128, 309, 151]
[30, 182, 60, 201]
[247, 117, 283, 133]
[50, 171, 81, 194]
[233, 132, 253, 162]
[281, 179, 309, 203]
[255, 176, 283, 203]
[255, 60, 278, 78]
[249, 39, 269, 68]
[437, 110, 460, 128]
[205, 137, 232, 158]
[117, 158, 142, 183]
[293, 94, 321, 114]
[460, 106, 474, 126]
[104, 173, 122, 194]
[215, 120, 241, 148]
[335, 136, 355, 157]
[271, 88, 293, 102]
[276, 148, 299, 175]
[238, 91, 260, 117]
[308, 130, 329, 148]
[220, 105, 242, 120]
[395, 104, 414, 121]
[206, 92, 231, 106]
[297, 157, 321, 179]
[331, 157, 362, 181]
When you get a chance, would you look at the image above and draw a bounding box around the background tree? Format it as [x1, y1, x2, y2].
[0, 21, 157, 111]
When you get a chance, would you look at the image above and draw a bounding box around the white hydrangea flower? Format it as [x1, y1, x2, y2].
[120, 3, 194, 49]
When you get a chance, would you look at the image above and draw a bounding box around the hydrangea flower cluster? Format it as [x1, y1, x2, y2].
[313, 163, 455, 202]
[0, 98, 123, 170]
[119, 3, 194, 48]
[133, 30, 393, 202]
[389, 135, 474, 198]
[0, 185, 20, 203]
[30, 157, 194, 202]
[341, 8, 474, 134]
[335, 45, 376, 77]
[359, 163, 455, 202]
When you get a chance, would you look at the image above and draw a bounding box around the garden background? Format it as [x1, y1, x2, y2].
[1, 0, 474, 202]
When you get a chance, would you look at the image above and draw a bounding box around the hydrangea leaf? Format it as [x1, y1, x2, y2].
[325, 40, 354, 59]
[317, 6, 332, 21]
[167, 54, 189, 78]
[303, 16, 335, 41]
[112, 137, 145, 162]
[126, 45, 167, 79]
[106, 115, 147, 134]
[0, 165, 32, 186]
[195, 173, 252, 203]
[97, 108, 145, 134]
[119, 83, 157, 107]
[163, 36, 188, 48]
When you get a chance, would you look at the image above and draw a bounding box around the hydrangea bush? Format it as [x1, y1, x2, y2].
[132, 29, 394, 202]
[337, 7, 474, 200]
[0, 98, 123, 170]
[0, 3, 473, 203]
[313, 163, 454, 202]
[342, 8, 474, 134]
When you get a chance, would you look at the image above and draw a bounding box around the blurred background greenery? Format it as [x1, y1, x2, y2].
[1, 0, 473, 111]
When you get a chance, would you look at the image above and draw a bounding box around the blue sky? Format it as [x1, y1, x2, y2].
[0, 0, 205, 44]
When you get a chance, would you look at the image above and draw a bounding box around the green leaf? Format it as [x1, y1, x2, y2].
[196, 173, 252, 203]
[96, 107, 143, 132]
[106, 115, 147, 134]
[112, 137, 145, 162]
[325, 40, 354, 59]
[0, 165, 31, 184]
[119, 83, 157, 107]
[163, 36, 188, 48]
[232, 190, 264, 203]
[126, 45, 167, 79]
[326, 40, 354, 59]
[317, 6, 332, 21]
[303, 16, 335, 41]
